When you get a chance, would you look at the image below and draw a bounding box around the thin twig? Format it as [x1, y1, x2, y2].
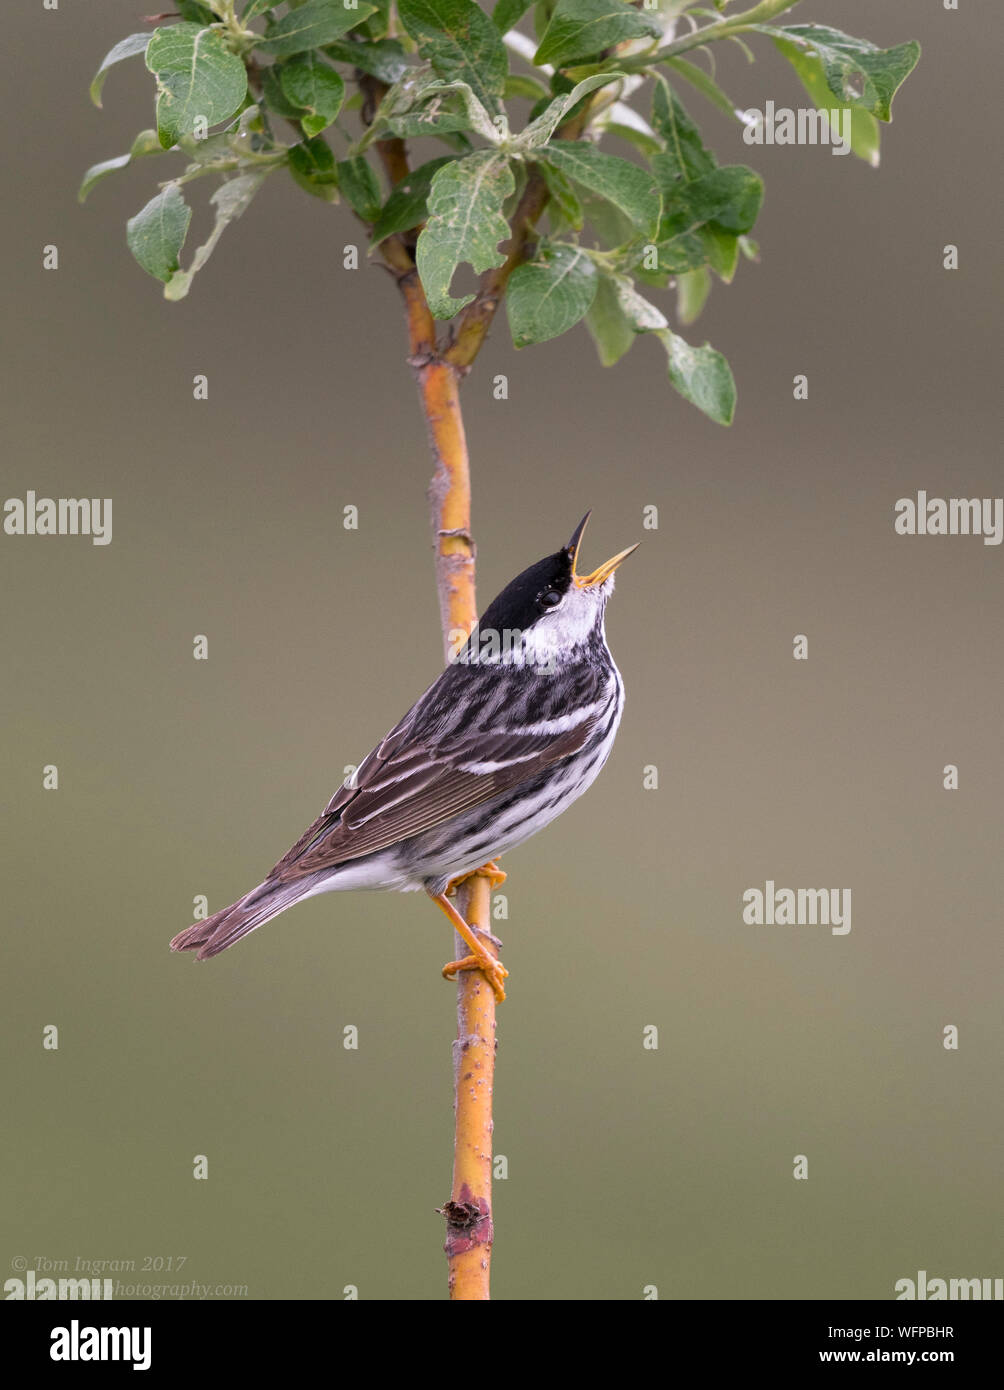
[374, 76, 499, 1303]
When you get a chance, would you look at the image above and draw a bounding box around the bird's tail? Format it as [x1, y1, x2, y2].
[170, 876, 315, 960]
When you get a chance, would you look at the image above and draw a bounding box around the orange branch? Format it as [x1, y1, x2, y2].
[442, 871, 496, 1300]
[398, 260, 498, 1301]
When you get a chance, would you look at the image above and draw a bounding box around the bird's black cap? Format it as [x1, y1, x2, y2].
[477, 548, 574, 635]
[475, 513, 637, 635]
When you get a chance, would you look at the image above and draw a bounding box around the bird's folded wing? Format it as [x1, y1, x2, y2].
[268, 713, 598, 882]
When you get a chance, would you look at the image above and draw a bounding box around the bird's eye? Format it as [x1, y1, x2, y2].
[539, 589, 562, 609]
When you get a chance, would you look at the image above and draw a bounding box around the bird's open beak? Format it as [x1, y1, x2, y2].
[566, 511, 640, 589]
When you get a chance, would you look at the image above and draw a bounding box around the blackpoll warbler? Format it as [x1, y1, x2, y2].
[171, 513, 637, 999]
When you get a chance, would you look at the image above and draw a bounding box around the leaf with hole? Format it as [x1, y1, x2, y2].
[416, 149, 514, 318]
[762, 29, 890, 165]
[759, 25, 920, 123]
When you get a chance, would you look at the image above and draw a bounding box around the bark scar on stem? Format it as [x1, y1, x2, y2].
[440, 1186, 493, 1255]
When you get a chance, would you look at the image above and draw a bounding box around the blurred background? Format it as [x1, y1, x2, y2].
[2, 1, 1001, 1300]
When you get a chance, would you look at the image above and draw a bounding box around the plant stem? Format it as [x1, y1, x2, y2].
[444, 872, 496, 1300]
[395, 225, 498, 1301]
[382, 85, 609, 1298]
[445, 98, 595, 370]
[618, 0, 801, 70]
[372, 62, 609, 1305]
[421, 359, 499, 1301]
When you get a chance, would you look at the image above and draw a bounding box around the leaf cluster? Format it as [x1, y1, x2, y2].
[83, 0, 919, 423]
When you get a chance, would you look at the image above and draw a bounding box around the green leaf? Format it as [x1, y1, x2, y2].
[657, 328, 734, 424]
[362, 71, 495, 144]
[259, 0, 378, 57]
[765, 32, 881, 165]
[416, 149, 514, 318]
[584, 272, 634, 367]
[80, 154, 132, 203]
[675, 265, 710, 323]
[650, 75, 715, 183]
[376, 105, 476, 142]
[79, 129, 162, 203]
[324, 38, 410, 83]
[165, 171, 269, 300]
[178, 1, 215, 21]
[335, 155, 382, 220]
[90, 32, 151, 109]
[593, 267, 734, 420]
[610, 275, 667, 333]
[763, 25, 920, 122]
[544, 141, 660, 240]
[535, 158, 583, 230]
[242, 1, 276, 19]
[288, 135, 340, 201]
[493, 0, 533, 36]
[506, 243, 597, 347]
[262, 64, 308, 119]
[146, 23, 248, 149]
[126, 183, 192, 283]
[664, 56, 739, 121]
[425, 80, 504, 143]
[661, 164, 763, 236]
[398, 0, 508, 115]
[535, 0, 661, 68]
[638, 231, 705, 279]
[600, 117, 661, 159]
[517, 72, 622, 149]
[280, 53, 345, 135]
[369, 156, 451, 247]
[580, 189, 636, 251]
[505, 74, 550, 101]
[700, 224, 738, 282]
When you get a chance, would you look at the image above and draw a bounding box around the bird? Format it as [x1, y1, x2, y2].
[170, 513, 637, 1000]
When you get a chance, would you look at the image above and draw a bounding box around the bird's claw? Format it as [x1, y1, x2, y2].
[442, 952, 509, 1002]
[446, 860, 507, 895]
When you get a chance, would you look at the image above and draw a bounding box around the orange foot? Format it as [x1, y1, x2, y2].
[446, 859, 507, 895]
[442, 951, 509, 1003]
[428, 888, 508, 1002]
